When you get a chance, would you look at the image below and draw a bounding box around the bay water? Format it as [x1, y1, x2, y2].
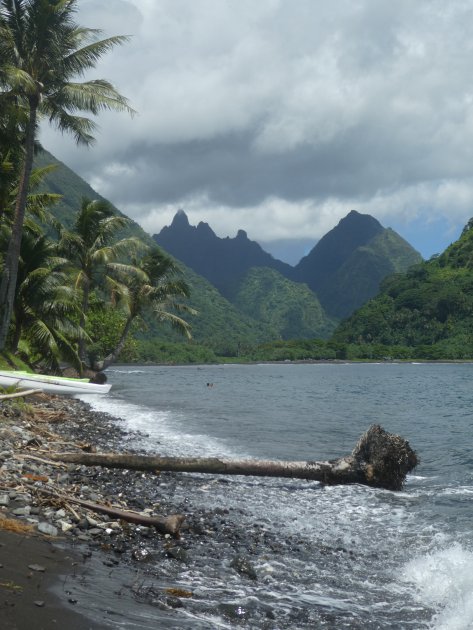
[81, 362, 473, 629]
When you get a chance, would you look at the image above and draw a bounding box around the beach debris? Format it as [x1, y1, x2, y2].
[0, 388, 42, 401]
[165, 587, 193, 598]
[48, 425, 417, 491]
[25, 484, 185, 537]
[0, 515, 34, 535]
[0, 580, 23, 592]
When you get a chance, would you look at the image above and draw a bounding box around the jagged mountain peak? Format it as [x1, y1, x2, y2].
[153, 212, 293, 299]
[171, 209, 190, 226]
[154, 209, 421, 320]
[294, 210, 421, 318]
[196, 221, 216, 236]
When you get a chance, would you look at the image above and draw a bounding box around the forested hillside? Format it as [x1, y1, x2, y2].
[34, 151, 279, 357]
[332, 221, 473, 359]
[233, 267, 337, 340]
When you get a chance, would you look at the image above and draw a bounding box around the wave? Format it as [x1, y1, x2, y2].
[77, 392, 243, 459]
[400, 543, 473, 630]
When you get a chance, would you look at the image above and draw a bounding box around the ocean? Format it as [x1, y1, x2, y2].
[80, 362, 473, 629]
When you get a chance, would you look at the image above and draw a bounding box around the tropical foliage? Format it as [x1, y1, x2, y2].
[0, 1, 198, 371]
[94, 248, 197, 370]
[0, 0, 133, 350]
[11, 226, 82, 370]
[58, 197, 144, 366]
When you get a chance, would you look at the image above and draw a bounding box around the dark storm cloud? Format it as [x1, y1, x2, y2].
[40, 0, 473, 255]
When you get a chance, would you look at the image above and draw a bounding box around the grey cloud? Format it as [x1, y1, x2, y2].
[40, 0, 473, 258]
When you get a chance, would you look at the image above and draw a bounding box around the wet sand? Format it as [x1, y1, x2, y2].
[0, 529, 90, 629]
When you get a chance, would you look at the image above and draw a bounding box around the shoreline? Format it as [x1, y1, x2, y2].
[0, 394, 192, 628]
[0, 393, 291, 628]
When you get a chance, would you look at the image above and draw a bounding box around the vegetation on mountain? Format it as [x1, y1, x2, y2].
[233, 267, 337, 340]
[0, 0, 133, 350]
[316, 229, 423, 318]
[331, 223, 473, 359]
[154, 209, 422, 332]
[153, 210, 293, 300]
[33, 151, 275, 355]
[294, 211, 422, 317]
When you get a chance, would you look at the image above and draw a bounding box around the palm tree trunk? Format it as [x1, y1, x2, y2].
[0, 104, 37, 351]
[11, 315, 22, 354]
[94, 315, 135, 371]
[50, 426, 418, 491]
[78, 281, 90, 368]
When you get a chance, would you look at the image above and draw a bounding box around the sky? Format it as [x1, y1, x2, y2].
[40, 0, 473, 264]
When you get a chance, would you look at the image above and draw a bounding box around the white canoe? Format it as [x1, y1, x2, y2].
[0, 370, 111, 395]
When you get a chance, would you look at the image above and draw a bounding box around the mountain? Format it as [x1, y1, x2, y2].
[36, 149, 423, 350]
[294, 210, 422, 318]
[153, 210, 293, 300]
[153, 211, 336, 338]
[332, 220, 473, 358]
[155, 209, 422, 322]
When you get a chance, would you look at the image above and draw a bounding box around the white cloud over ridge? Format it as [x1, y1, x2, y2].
[40, 0, 473, 260]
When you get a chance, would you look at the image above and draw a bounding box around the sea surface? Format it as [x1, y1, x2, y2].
[80, 362, 473, 629]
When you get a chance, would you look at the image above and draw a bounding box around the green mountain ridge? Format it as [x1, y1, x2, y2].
[36, 148, 425, 357]
[294, 211, 422, 317]
[317, 229, 423, 319]
[36, 149, 342, 345]
[332, 223, 473, 358]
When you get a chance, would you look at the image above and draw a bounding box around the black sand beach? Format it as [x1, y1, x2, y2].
[0, 394, 191, 629]
[0, 529, 90, 629]
[0, 394, 284, 628]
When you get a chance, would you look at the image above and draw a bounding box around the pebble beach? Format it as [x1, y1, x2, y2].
[0, 393, 284, 629]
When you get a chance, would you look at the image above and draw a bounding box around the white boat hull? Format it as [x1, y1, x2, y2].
[0, 371, 111, 395]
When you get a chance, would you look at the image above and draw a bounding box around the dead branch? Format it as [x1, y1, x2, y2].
[0, 389, 42, 401]
[26, 485, 184, 536]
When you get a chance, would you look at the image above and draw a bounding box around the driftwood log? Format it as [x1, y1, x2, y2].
[50, 425, 417, 491]
[27, 484, 184, 536]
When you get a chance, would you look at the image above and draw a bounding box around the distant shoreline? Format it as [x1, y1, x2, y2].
[108, 358, 473, 367]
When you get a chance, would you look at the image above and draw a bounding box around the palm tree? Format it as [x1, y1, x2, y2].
[59, 197, 145, 368]
[0, 0, 134, 350]
[94, 249, 197, 371]
[10, 225, 83, 371]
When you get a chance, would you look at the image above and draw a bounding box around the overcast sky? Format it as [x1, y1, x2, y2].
[40, 0, 473, 263]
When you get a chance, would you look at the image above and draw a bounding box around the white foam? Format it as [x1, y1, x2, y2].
[78, 393, 241, 459]
[400, 544, 473, 630]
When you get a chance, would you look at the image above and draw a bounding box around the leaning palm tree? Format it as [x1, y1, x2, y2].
[59, 197, 145, 368]
[0, 0, 134, 350]
[94, 249, 197, 371]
